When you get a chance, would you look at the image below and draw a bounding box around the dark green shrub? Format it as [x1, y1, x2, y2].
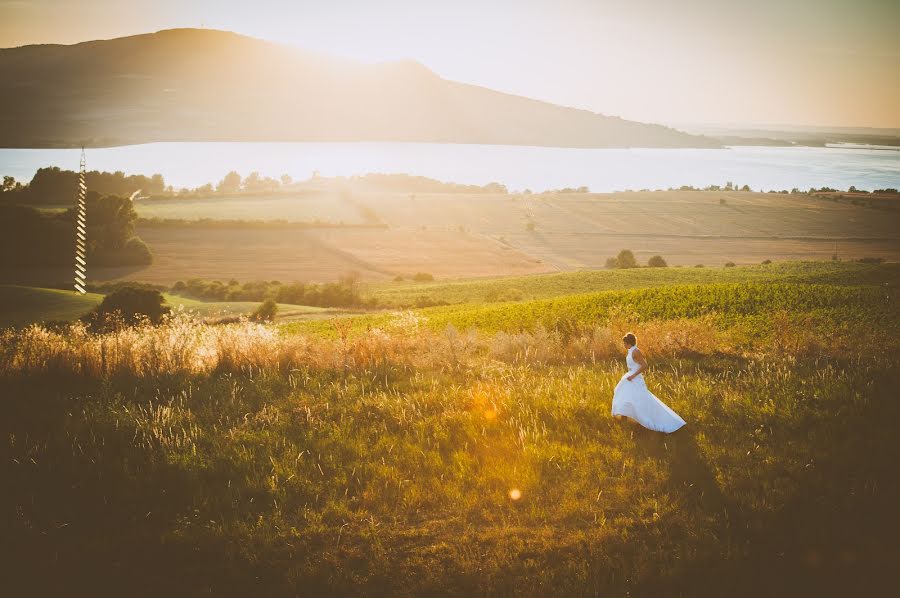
[648, 255, 668, 268]
[83, 286, 170, 331]
[119, 236, 153, 265]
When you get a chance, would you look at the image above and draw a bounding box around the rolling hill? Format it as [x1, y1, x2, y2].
[0, 28, 718, 149]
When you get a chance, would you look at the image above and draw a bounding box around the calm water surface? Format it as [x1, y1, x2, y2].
[1, 142, 898, 192]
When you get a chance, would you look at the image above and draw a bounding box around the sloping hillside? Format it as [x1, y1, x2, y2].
[0, 28, 717, 149]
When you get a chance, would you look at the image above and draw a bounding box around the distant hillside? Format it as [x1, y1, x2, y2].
[679, 123, 900, 148]
[0, 28, 718, 149]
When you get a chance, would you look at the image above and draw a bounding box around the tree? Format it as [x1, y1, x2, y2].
[149, 174, 165, 194]
[483, 182, 508, 194]
[0, 194, 150, 267]
[648, 255, 668, 268]
[2, 176, 16, 192]
[616, 249, 637, 269]
[217, 171, 242, 194]
[242, 171, 262, 192]
[280, 174, 293, 186]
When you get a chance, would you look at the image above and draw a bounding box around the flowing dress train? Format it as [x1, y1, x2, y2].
[611, 345, 686, 433]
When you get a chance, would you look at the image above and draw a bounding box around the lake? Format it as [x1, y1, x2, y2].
[1, 142, 899, 193]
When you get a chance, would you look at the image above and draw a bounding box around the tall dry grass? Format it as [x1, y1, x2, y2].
[0, 311, 707, 379]
[1, 307, 886, 382]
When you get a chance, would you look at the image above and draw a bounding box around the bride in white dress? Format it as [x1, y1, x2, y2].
[611, 332, 686, 433]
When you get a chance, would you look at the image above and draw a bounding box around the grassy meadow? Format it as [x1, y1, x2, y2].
[0, 285, 343, 329]
[2, 261, 899, 595]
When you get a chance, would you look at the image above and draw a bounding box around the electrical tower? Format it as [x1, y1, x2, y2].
[74, 148, 87, 294]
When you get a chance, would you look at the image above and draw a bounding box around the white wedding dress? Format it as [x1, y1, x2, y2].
[611, 345, 686, 433]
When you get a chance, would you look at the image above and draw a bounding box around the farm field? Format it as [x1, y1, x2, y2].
[6, 189, 899, 286]
[3, 263, 899, 595]
[369, 260, 900, 307]
[134, 190, 376, 224]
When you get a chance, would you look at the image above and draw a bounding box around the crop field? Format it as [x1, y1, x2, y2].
[368, 260, 900, 307]
[134, 191, 375, 224]
[7, 190, 898, 287]
[2, 263, 899, 596]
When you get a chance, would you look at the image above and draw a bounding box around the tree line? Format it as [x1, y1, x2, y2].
[0, 193, 152, 267]
[2, 167, 165, 204]
[171, 276, 372, 308]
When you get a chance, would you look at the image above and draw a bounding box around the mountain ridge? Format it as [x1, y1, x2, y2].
[0, 28, 719, 149]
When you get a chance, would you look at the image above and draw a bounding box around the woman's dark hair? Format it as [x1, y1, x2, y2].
[622, 332, 637, 346]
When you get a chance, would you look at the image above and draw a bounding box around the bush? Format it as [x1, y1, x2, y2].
[485, 288, 525, 302]
[762, 259, 772, 265]
[856, 257, 884, 264]
[412, 272, 434, 282]
[83, 287, 170, 331]
[525, 221, 536, 232]
[695, 264, 704, 268]
[647, 255, 668, 268]
[119, 236, 153, 265]
[251, 299, 278, 322]
[412, 295, 449, 308]
[605, 257, 619, 269]
[724, 261, 736, 268]
[616, 250, 638, 269]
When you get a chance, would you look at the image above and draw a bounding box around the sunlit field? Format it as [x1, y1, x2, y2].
[3, 263, 898, 595]
[3, 3, 900, 594]
[6, 189, 898, 288]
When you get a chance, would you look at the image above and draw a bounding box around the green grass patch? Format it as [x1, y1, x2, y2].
[0, 284, 103, 327]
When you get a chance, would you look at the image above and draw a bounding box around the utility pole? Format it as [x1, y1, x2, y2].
[74, 148, 87, 294]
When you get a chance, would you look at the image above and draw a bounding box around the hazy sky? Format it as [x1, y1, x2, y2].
[2, 0, 898, 128]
